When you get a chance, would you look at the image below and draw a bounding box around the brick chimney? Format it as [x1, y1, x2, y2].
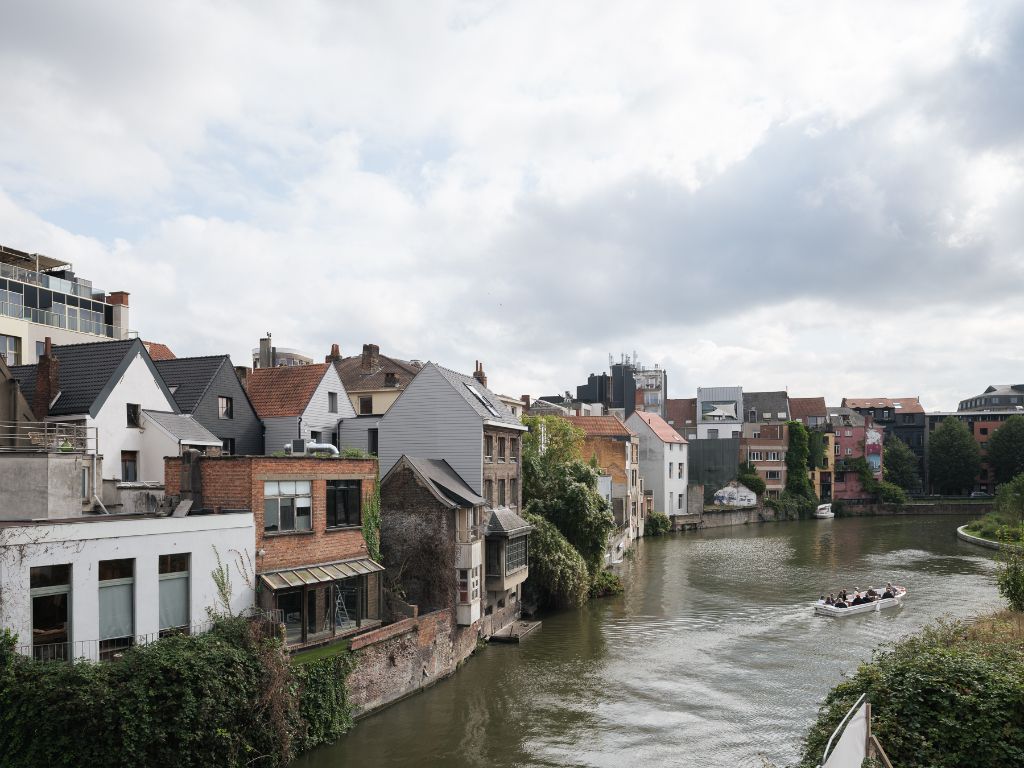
[33, 337, 59, 420]
[472, 360, 487, 389]
[325, 343, 342, 364]
[521, 395, 531, 410]
[361, 343, 380, 372]
[107, 291, 130, 306]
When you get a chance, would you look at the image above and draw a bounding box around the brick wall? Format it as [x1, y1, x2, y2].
[164, 455, 379, 572]
[346, 608, 480, 716]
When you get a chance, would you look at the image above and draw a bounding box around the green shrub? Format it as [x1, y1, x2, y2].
[293, 651, 357, 752]
[997, 531, 1024, 612]
[589, 569, 624, 598]
[646, 511, 671, 536]
[878, 480, 908, 506]
[521, 511, 589, 608]
[765, 491, 816, 520]
[0, 618, 301, 768]
[799, 617, 1024, 768]
[738, 472, 766, 496]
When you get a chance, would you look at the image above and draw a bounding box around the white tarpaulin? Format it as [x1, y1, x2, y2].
[822, 702, 868, 768]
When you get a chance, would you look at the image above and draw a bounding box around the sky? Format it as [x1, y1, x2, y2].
[1, 1, 1022, 411]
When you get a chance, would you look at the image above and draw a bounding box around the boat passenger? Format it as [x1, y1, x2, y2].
[851, 592, 865, 606]
[867, 587, 879, 598]
[817, 595, 826, 605]
[834, 599, 848, 608]
[882, 586, 895, 600]
[826, 593, 836, 605]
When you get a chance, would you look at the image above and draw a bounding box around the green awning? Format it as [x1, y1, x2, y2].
[258, 557, 384, 591]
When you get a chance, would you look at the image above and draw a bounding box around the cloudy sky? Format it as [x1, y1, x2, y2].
[2, 1, 1022, 410]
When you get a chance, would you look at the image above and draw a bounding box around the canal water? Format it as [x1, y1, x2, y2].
[294, 515, 1002, 768]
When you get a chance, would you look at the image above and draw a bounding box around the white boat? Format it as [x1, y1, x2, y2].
[814, 587, 907, 617]
[813, 503, 834, 519]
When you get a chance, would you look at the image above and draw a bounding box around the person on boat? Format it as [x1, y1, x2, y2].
[866, 587, 879, 599]
[817, 595, 826, 605]
[834, 597, 848, 608]
[826, 593, 836, 605]
[882, 583, 896, 599]
[851, 592, 865, 606]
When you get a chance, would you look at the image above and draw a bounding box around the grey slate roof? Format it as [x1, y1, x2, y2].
[743, 391, 791, 422]
[402, 456, 487, 508]
[142, 410, 222, 445]
[154, 355, 231, 413]
[9, 338, 177, 418]
[486, 507, 533, 537]
[827, 406, 866, 427]
[430, 363, 524, 428]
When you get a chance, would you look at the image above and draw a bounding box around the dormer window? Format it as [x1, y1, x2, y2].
[384, 372, 397, 387]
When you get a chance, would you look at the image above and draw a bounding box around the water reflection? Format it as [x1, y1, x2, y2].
[293, 515, 1001, 768]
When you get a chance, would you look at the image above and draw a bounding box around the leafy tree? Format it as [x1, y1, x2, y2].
[995, 472, 1024, 526]
[883, 435, 921, 492]
[987, 415, 1024, 486]
[524, 460, 615, 574]
[737, 462, 766, 496]
[521, 415, 586, 506]
[645, 511, 671, 536]
[929, 417, 982, 494]
[784, 420, 816, 500]
[878, 480, 909, 506]
[521, 511, 589, 608]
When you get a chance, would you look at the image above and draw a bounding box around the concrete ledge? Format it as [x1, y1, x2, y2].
[957, 525, 1009, 551]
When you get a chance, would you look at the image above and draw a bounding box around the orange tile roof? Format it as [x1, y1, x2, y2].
[247, 363, 329, 418]
[633, 411, 686, 443]
[143, 341, 176, 361]
[789, 396, 827, 419]
[563, 415, 635, 437]
[842, 397, 924, 414]
[665, 398, 696, 427]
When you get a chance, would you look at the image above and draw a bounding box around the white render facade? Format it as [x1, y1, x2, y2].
[0, 513, 256, 662]
[627, 411, 688, 517]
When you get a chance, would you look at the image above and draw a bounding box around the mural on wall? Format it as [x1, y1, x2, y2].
[702, 401, 738, 420]
[713, 481, 757, 507]
[865, 428, 883, 474]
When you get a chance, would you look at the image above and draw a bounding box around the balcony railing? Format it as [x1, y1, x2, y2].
[455, 524, 484, 544]
[0, 260, 95, 299]
[1, 300, 132, 340]
[0, 420, 97, 454]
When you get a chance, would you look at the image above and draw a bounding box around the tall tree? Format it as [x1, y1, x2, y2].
[987, 415, 1024, 486]
[929, 417, 982, 494]
[785, 420, 816, 500]
[521, 415, 585, 506]
[524, 460, 615, 574]
[884, 435, 921, 492]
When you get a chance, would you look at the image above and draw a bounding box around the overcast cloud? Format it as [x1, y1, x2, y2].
[1, 0, 1022, 410]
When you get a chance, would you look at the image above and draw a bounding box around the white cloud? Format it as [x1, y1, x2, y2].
[1, 0, 1023, 411]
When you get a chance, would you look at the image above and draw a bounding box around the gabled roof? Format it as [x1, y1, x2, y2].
[630, 411, 686, 443]
[842, 397, 924, 414]
[155, 355, 233, 414]
[0, 354, 34, 421]
[141, 410, 222, 446]
[143, 341, 176, 361]
[665, 398, 697, 427]
[486, 507, 533, 538]
[789, 396, 828, 420]
[334, 352, 421, 392]
[827, 407, 866, 427]
[247, 363, 332, 418]
[429, 363, 525, 429]
[563, 415, 635, 438]
[742, 391, 790, 421]
[385, 456, 487, 509]
[9, 338, 178, 418]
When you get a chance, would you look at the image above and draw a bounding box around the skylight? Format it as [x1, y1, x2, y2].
[465, 383, 501, 418]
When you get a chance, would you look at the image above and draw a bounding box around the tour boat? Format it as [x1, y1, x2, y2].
[814, 587, 907, 617]
[813, 503, 834, 519]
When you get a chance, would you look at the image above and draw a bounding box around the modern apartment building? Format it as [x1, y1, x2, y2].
[0, 244, 132, 367]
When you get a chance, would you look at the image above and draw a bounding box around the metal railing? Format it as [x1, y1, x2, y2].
[0, 300, 131, 339]
[0, 420, 97, 453]
[455, 524, 484, 544]
[0, 260, 94, 299]
[15, 618, 226, 663]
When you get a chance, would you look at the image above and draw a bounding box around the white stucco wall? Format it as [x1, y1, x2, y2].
[0, 513, 255, 661]
[627, 414, 688, 516]
[79, 352, 179, 482]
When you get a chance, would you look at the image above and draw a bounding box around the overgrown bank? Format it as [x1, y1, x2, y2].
[0, 617, 355, 768]
[797, 611, 1024, 768]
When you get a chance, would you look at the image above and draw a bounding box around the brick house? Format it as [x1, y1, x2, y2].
[828, 407, 884, 503]
[739, 421, 789, 498]
[380, 456, 530, 634]
[563, 415, 644, 540]
[164, 453, 382, 649]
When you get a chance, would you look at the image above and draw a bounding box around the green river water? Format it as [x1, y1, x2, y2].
[294, 514, 1002, 768]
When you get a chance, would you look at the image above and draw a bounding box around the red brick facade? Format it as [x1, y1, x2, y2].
[164, 455, 378, 573]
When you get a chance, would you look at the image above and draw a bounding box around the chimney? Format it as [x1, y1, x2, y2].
[33, 337, 59, 420]
[258, 336, 272, 369]
[521, 395, 531, 410]
[107, 291, 130, 307]
[472, 360, 487, 389]
[361, 343, 380, 372]
[234, 366, 251, 391]
[325, 343, 342, 364]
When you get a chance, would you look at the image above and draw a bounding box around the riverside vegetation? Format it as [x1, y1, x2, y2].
[0, 616, 355, 768]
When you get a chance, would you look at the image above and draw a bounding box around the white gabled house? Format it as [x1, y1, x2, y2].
[627, 410, 688, 517]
